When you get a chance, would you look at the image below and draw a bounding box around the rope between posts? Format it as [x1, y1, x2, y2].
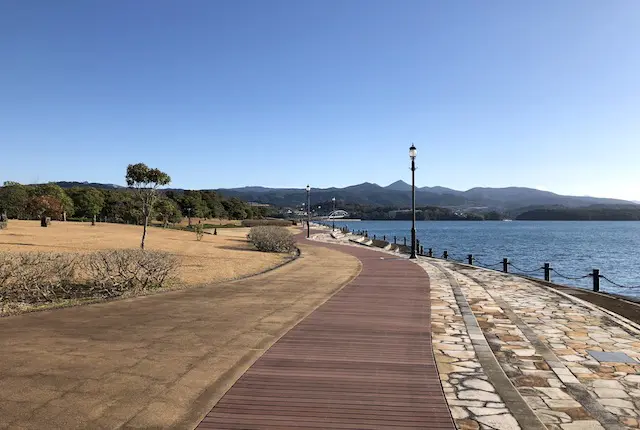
[475, 259, 504, 268]
[330, 227, 640, 292]
[509, 263, 543, 274]
[550, 268, 591, 281]
[600, 276, 640, 289]
[446, 254, 466, 263]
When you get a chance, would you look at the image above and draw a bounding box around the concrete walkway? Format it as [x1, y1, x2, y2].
[0, 242, 360, 430]
[197, 237, 455, 429]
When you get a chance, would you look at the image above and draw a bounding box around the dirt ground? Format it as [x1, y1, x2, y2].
[0, 220, 288, 286]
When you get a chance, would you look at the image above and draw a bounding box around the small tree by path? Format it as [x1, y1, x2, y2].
[125, 163, 171, 250]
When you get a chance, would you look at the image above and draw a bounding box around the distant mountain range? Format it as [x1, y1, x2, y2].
[51, 180, 636, 211]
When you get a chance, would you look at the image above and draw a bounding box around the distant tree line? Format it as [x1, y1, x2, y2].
[0, 181, 272, 225]
[516, 206, 640, 221]
[311, 200, 504, 221]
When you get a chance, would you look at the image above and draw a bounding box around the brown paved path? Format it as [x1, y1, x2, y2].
[0, 242, 359, 430]
[198, 238, 454, 429]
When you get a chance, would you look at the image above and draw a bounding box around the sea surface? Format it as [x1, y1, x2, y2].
[329, 220, 640, 297]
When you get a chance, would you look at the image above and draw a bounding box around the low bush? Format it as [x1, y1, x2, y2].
[193, 223, 204, 241]
[0, 221, 7, 230]
[0, 250, 179, 305]
[247, 226, 296, 253]
[242, 219, 292, 227]
[84, 250, 178, 297]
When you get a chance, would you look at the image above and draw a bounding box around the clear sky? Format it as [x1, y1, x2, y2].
[1, 1, 639, 199]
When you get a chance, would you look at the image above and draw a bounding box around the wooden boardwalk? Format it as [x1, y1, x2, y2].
[197, 240, 454, 429]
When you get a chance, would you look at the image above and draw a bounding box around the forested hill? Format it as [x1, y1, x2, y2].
[48, 181, 634, 211]
[516, 206, 640, 221]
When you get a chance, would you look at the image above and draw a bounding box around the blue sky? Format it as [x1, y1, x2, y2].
[1, 1, 639, 199]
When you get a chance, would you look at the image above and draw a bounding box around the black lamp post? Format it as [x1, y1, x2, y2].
[409, 144, 417, 259]
[306, 184, 311, 238]
[332, 197, 336, 231]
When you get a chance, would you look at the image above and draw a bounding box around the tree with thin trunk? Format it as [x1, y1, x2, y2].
[125, 163, 171, 250]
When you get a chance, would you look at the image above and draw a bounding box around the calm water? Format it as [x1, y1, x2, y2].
[329, 220, 640, 297]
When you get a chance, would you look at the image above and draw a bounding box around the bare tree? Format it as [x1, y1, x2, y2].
[125, 163, 171, 250]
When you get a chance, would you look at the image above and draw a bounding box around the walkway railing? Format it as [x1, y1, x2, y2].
[322, 224, 640, 295]
[431, 250, 639, 294]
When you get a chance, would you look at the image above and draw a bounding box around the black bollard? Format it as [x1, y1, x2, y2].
[428, 248, 433, 257]
[404, 237, 407, 246]
[503, 258, 509, 273]
[420, 245, 424, 255]
[591, 269, 600, 292]
[443, 250, 448, 260]
[544, 263, 550, 281]
[468, 254, 473, 265]
[394, 236, 397, 244]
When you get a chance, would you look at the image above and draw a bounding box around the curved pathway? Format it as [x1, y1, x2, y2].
[197, 238, 454, 429]
[0, 242, 359, 430]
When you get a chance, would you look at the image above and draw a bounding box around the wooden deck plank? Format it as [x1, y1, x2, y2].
[196, 239, 454, 429]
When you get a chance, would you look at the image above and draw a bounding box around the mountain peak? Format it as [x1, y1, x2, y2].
[385, 180, 412, 191]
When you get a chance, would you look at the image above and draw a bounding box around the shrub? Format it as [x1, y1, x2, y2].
[0, 221, 7, 230]
[247, 226, 296, 253]
[83, 250, 178, 297]
[242, 219, 292, 227]
[193, 223, 204, 241]
[0, 252, 78, 303]
[0, 250, 179, 305]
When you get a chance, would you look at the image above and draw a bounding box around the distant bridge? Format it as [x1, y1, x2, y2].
[328, 210, 349, 219]
[314, 210, 349, 220]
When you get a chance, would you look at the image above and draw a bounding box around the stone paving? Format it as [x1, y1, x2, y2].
[313, 231, 640, 430]
[422, 262, 523, 430]
[429, 259, 640, 430]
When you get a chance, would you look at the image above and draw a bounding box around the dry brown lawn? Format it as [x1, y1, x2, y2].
[170, 217, 242, 227]
[0, 220, 289, 286]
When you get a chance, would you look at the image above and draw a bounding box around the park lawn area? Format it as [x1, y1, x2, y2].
[173, 217, 242, 227]
[0, 220, 290, 286]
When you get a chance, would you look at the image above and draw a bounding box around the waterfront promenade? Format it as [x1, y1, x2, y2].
[1, 228, 640, 429]
[317, 230, 640, 429]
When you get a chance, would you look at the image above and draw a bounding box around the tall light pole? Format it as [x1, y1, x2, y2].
[409, 144, 417, 259]
[306, 184, 311, 238]
[332, 197, 336, 231]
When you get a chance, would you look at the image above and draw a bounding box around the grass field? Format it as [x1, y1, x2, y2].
[172, 217, 242, 227]
[0, 220, 290, 286]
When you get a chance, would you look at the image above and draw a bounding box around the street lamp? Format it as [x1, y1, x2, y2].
[306, 185, 311, 238]
[409, 144, 417, 259]
[332, 197, 336, 231]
